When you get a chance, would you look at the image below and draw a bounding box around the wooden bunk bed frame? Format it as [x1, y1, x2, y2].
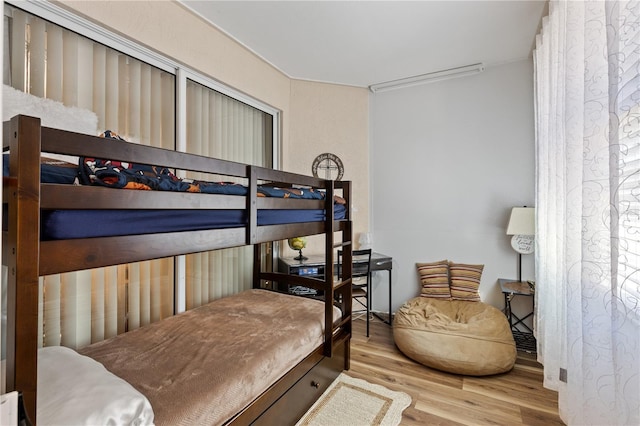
[3, 114, 354, 425]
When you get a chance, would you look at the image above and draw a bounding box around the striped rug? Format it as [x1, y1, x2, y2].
[296, 373, 411, 426]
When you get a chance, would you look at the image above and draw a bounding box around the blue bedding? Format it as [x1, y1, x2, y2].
[3, 154, 79, 184]
[3, 147, 346, 240]
[78, 131, 329, 200]
[41, 205, 346, 240]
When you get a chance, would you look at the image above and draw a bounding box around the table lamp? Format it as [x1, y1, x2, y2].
[288, 237, 308, 261]
[506, 207, 535, 282]
[358, 232, 372, 250]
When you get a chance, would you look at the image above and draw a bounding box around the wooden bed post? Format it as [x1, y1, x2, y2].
[4, 115, 42, 424]
[253, 244, 262, 289]
[247, 165, 258, 245]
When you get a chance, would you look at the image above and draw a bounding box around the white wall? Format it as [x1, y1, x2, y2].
[369, 59, 535, 313]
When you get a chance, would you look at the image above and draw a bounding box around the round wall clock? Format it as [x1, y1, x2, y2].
[510, 234, 535, 254]
[311, 152, 344, 181]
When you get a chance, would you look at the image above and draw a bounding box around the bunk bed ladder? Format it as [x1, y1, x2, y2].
[325, 181, 353, 365]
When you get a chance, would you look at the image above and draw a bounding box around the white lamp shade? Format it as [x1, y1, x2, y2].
[358, 232, 372, 250]
[506, 207, 535, 235]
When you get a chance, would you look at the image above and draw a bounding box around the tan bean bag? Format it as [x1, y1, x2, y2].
[393, 297, 516, 376]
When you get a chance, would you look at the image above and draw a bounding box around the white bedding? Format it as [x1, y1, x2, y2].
[38, 346, 154, 426]
[2, 85, 98, 165]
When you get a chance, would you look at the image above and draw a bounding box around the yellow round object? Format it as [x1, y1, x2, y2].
[288, 237, 307, 251]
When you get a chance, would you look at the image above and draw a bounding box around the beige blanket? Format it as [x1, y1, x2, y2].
[79, 289, 338, 425]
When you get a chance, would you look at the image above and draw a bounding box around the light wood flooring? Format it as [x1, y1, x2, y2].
[348, 317, 565, 426]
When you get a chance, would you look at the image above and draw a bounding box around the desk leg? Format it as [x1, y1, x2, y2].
[388, 270, 392, 325]
[504, 293, 513, 329]
[366, 271, 371, 337]
[372, 269, 393, 326]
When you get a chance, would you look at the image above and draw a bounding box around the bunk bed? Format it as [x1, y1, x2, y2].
[2, 114, 354, 425]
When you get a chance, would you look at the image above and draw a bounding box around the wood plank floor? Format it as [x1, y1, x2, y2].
[348, 317, 565, 426]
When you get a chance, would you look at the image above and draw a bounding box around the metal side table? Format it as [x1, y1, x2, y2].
[498, 278, 536, 353]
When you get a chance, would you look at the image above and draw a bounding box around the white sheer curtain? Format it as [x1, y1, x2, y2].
[4, 6, 175, 348]
[534, 1, 639, 424]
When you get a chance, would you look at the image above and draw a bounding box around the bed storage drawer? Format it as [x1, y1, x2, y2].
[252, 341, 346, 426]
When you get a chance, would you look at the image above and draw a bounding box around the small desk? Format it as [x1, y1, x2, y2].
[498, 278, 536, 353]
[278, 252, 393, 324]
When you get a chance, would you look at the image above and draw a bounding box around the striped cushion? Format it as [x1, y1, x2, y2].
[449, 262, 484, 301]
[417, 260, 451, 299]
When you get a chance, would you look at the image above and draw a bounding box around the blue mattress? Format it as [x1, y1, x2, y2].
[41, 204, 346, 240]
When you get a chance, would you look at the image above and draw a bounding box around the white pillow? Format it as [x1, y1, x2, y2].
[3, 84, 98, 164]
[38, 346, 154, 426]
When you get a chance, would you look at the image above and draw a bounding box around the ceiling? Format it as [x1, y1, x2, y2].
[179, 1, 548, 89]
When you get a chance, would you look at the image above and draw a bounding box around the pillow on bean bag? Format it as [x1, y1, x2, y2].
[449, 262, 483, 301]
[416, 260, 451, 299]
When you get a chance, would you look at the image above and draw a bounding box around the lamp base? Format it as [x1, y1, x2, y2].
[294, 250, 308, 261]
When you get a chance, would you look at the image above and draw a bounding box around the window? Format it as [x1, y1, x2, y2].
[184, 80, 273, 308]
[2, 2, 276, 349]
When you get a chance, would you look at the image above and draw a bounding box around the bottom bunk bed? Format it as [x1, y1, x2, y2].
[37, 289, 348, 425]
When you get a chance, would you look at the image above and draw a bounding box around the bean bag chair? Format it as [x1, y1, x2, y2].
[393, 297, 516, 376]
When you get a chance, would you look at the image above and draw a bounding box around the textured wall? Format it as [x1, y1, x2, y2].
[288, 80, 369, 255]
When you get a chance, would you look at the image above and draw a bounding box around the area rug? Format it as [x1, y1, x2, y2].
[296, 373, 412, 426]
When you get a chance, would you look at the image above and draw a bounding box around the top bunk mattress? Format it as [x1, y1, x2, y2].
[41, 204, 346, 240]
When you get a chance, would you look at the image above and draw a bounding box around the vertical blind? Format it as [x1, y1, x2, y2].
[3, 4, 275, 349]
[4, 6, 176, 349]
[184, 80, 272, 309]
